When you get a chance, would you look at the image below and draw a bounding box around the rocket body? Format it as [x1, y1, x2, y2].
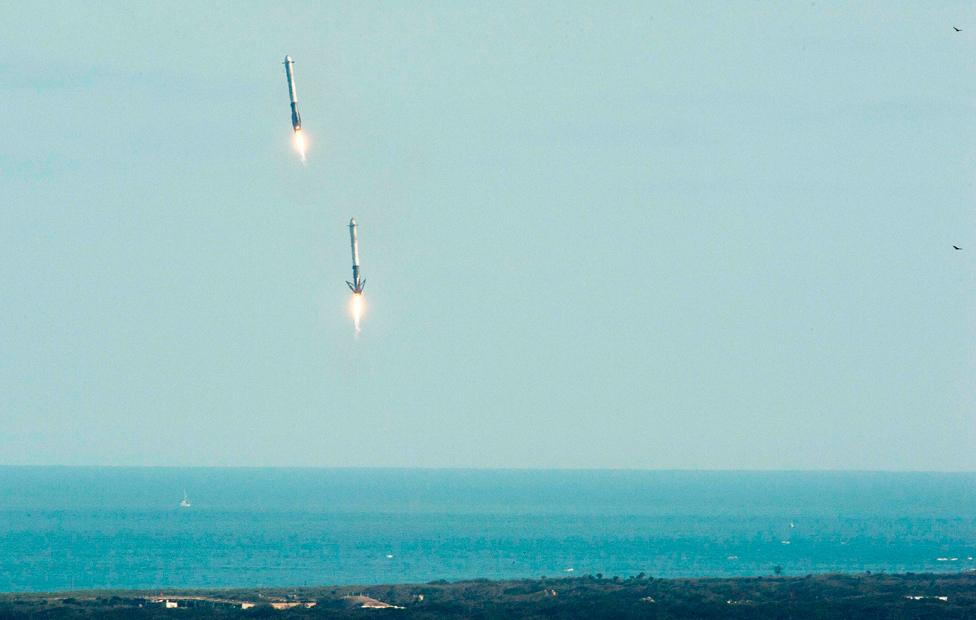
[283, 55, 302, 132]
[346, 218, 365, 294]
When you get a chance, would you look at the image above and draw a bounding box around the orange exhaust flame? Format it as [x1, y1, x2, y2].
[293, 130, 307, 164]
[350, 293, 364, 333]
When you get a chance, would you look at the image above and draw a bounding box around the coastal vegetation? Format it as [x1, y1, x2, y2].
[2, 572, 975, 618]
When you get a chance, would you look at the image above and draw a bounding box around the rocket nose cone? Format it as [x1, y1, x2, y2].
[285, 55, 293, 63]
[349, 218, 357, 226]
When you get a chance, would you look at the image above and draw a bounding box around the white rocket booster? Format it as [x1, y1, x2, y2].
[283, 55, 302, 132]
[346, 218, 365, 294]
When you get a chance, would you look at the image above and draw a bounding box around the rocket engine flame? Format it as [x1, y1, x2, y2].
[350, 293, 365, 333]
[293, 130, 307, 163]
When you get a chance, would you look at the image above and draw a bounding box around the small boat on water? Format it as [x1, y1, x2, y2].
[179, 491, 191, 508]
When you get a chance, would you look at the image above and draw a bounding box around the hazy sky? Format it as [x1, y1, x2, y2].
[2, 2, 974, 469]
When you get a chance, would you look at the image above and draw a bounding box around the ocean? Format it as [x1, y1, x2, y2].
[1, 468, 974, 592]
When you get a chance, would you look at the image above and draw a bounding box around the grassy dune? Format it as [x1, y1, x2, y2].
[2, 572, 975, 618]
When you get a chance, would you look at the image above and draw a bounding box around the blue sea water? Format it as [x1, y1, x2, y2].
[1, 468, 974, 592]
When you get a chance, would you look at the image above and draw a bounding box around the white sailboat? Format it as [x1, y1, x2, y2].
[179, 490, 191, 508]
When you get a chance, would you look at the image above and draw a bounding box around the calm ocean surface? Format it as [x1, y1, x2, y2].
[1, 468, 974, 592]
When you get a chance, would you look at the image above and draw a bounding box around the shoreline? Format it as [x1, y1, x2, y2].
[3, 572, 976, 617]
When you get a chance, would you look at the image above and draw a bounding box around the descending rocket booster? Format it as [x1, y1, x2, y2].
[283, 55, 302, 132]
[346, 218, 365, 294]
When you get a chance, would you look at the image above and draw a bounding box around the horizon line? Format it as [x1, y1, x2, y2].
[1, 465, 975, 474]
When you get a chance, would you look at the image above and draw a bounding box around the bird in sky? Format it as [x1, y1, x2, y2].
[954, 26, 962, 32]
[953, 245, 962, 250]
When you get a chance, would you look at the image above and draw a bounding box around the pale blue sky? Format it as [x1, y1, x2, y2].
[2, 2, 974, 469]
